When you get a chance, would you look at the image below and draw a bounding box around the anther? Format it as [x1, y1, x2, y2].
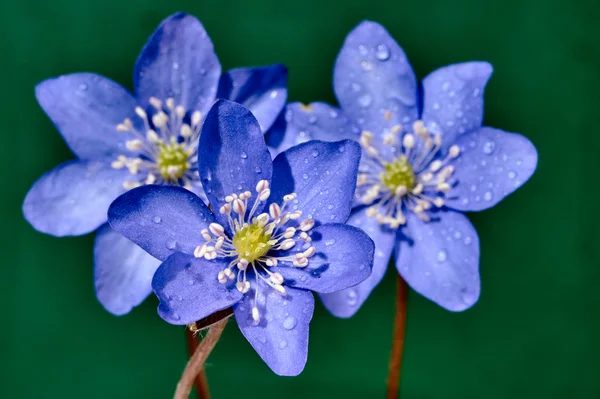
[270, 272, 284, 285]
[273, 284, 287, 295]
[403, 134, 415, 149]
[437, 182, 451, 192]
[279, 239, 296, 250]
[283, 227, 296, 238]
[256, 180, 269, 192]
[194, 245, 207, 258]
[149, 97, 162, 109]
[269, 203, 281, 219]
[126, 140, 143, 151]
[219, 204, 232, 214]
[283, 193, 297, 202]
[233, 199, 246, 215]
[412, 183, 423, 195]
[303, 247, 316, 257]
[252, 307, 260, 322]
[201, 229, 211, 241]
[299, 219, 315, 231]
[180, 124, 192, 138]
[449, 145, 461, 158]
[135, 107, 147, 119]
[191, 111, 202, 126]
[395, 185, 407, 197]
[434, 197, 445, 207]
[237, 258, 249, 270]
[259, 189, 271, 201]
[430, 160, 443, 172]
[165, 98, 175, 110]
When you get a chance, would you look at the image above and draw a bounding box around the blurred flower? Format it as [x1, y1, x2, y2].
[22, 12, 287, 315]
[270, 21, 538, 316]
[108, 100, 374, 375]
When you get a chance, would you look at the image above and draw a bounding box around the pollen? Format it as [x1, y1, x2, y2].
[156, 139, 190, 181]
[232, 224, 272, 263]
[380, 156, 415, 193]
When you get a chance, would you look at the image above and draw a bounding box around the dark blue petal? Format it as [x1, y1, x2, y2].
[108, 185, 216, 261]
[319, 207, 396, 317]
[446, 127, 538, 212]
[94, 224, 161, 315]
[274, 223, 373, 293]
[270, 140, 360, 225]
[198, 100, 272, 226]
[421, 62, 493, 149]
[396, 210, 480, 311]
[217, 64, 288, 132]
[35, 74, 140, 159]
[334, 21, 418, 138]
[153, 252, 242, 325]
[23, 160, 129, 236]
[234, 282, 314, 376]
[134, 12, 221, 115]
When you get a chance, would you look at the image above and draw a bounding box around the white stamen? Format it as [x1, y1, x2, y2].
[192, 111, 202, 126]
[303, 247, 316, 257]
[283, 227, 296, 238]
[279, 239, 296, 250]
[194, 245, 207, 258]
[434, 197, 445, 207]
[273, 284, 287, 295]
[259, 189, 271, 201]
[201, 229, 211, 241]
[217, 271, 227, 284]
[180, 124, 192, 138]
[126, 139, 143, 151]
[430, 160, 443, 172]
[437, 182, 451, 192]
[252, 307, 260, 322]
[237, 259, 249, 270]
[135, 107, 147, 119]
[256, 180, 269, 192]
[449, 145, 461, 158]
[283, 193, 297, 202]
[209, 223, 225, 237]
[403, 134, 415, 149]
[270, 272, 284, 285]
[233, 199, 246, 215]
[269, 203, 281, 219]
[219, 204, 232, 214]
[299, 219, 315, 231]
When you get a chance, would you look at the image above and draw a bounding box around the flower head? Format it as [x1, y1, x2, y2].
[108, 100, 374, 375]
[270, 21, 538, 315]
[22, 12, 288, 315]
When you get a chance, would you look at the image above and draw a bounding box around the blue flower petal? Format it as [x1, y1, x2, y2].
[270, 102, 361, 154]
[217, 64, 288, 132]
[23, 160, 129, 236]
[274, 223, 374, 293]
[421, 62, 493, 149]
[108, 185, 216, 261]
[234, 282, 314, 376]
[319, 207, 396, 318]
[396, 210, 481, 311]
[134, 12, 221, 115]
[153, 252, 242, 325]
[269, 140, 360, 225]
[35, 74, 140, 159]
[334, 21, 418, 138]
[94, 224, 161, 315]
[445, 127, 538, 212]
[198, 100, 272, 227]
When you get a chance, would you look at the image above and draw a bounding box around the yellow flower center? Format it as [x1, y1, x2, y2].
[156, 140, 189, 181]
[380, 155, 415, 192]
[232, 223, 273, 263]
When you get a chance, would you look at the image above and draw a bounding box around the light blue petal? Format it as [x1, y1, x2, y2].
[35, 73, 140, 159]
[421, 62, 493, 149]
[396, 210, 480, 311]
[234, 282, 314, 376]
[320, 207, 396, 317]
[134, 12, 221, 115]
[334, 21, 418, 140]
[23, 160, 129, 236]
[94, 225, 161, 315]
[446, 127, 538, 212]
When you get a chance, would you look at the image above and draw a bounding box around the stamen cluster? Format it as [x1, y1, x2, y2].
[357, 120, 461, 227]
[111, 97, 202, 189]
[194, 180, 317, 322]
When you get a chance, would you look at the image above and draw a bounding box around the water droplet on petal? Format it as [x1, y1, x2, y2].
[347, 289, 358, 306]
[484, 191, 493, 201]
[241, 152, 248, 159]
[153, 216, 162, 224]
[358, 94, 372, 107]
[312, 150, 319, 157]
[437, 250, 447, 262]
[464, 236, 472, 245]
[508, 170, 517, 179]
[166, 239, 177, 250]
[279, 340, 288, 349]
[325, 239, 336, 246]
[282, 316, 298, 330]
[483, 141, 496, 154]
[375, 44, 390, 60]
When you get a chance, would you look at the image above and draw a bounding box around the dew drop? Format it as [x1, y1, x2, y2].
[153, 216, 162, 224]
[188, 279, 195, 286]
[483, 141, 496, 154]
[347, 289, 358, 306]
[436, 250, 447, 263]
[508, 170, 516, 179]
[241, 152, 248, 159]
[433, 102, 440, 110]
[470, 184, 477, 192]
[375, 44, 390, 60]
[166, 239, 177, 250]
[358, 45, 368, 55]
[351, 83, 361, 92]
[325, 239, 336, 246]
[279, 340, 288, 349]
[302, 173, 308, 180]
[78, 83, 88, 91]
[442, 82, 450, 91]
[282, 316, 298, 330]
[312, 149, 319, 157]
[358, 94, 372, 107]
[170, 313, 181, 321]
[464, 236, 472, 245]
[484, 191, 493, 201]
[255, 166, 262, 173]
[172, 62, 179, 70]
[308, 115, 317, 124]
[269, 90, 278, 99]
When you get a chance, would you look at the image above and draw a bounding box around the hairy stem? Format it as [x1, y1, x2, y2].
[174, 319, 227, 399]
[386, 274, 408, 399]
[185, 329, 211, 399]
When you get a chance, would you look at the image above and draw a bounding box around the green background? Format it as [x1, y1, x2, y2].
[1, 0, 598, 397]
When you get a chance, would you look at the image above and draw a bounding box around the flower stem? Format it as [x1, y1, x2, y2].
[386, 274, 408, 399]
[185, 329, 211, 399]
[174, 318, 227, 399]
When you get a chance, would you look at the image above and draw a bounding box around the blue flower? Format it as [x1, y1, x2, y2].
[107, 100, 375, 375]
[22, 12, 288, 316]
[269, 21, 538, 315]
